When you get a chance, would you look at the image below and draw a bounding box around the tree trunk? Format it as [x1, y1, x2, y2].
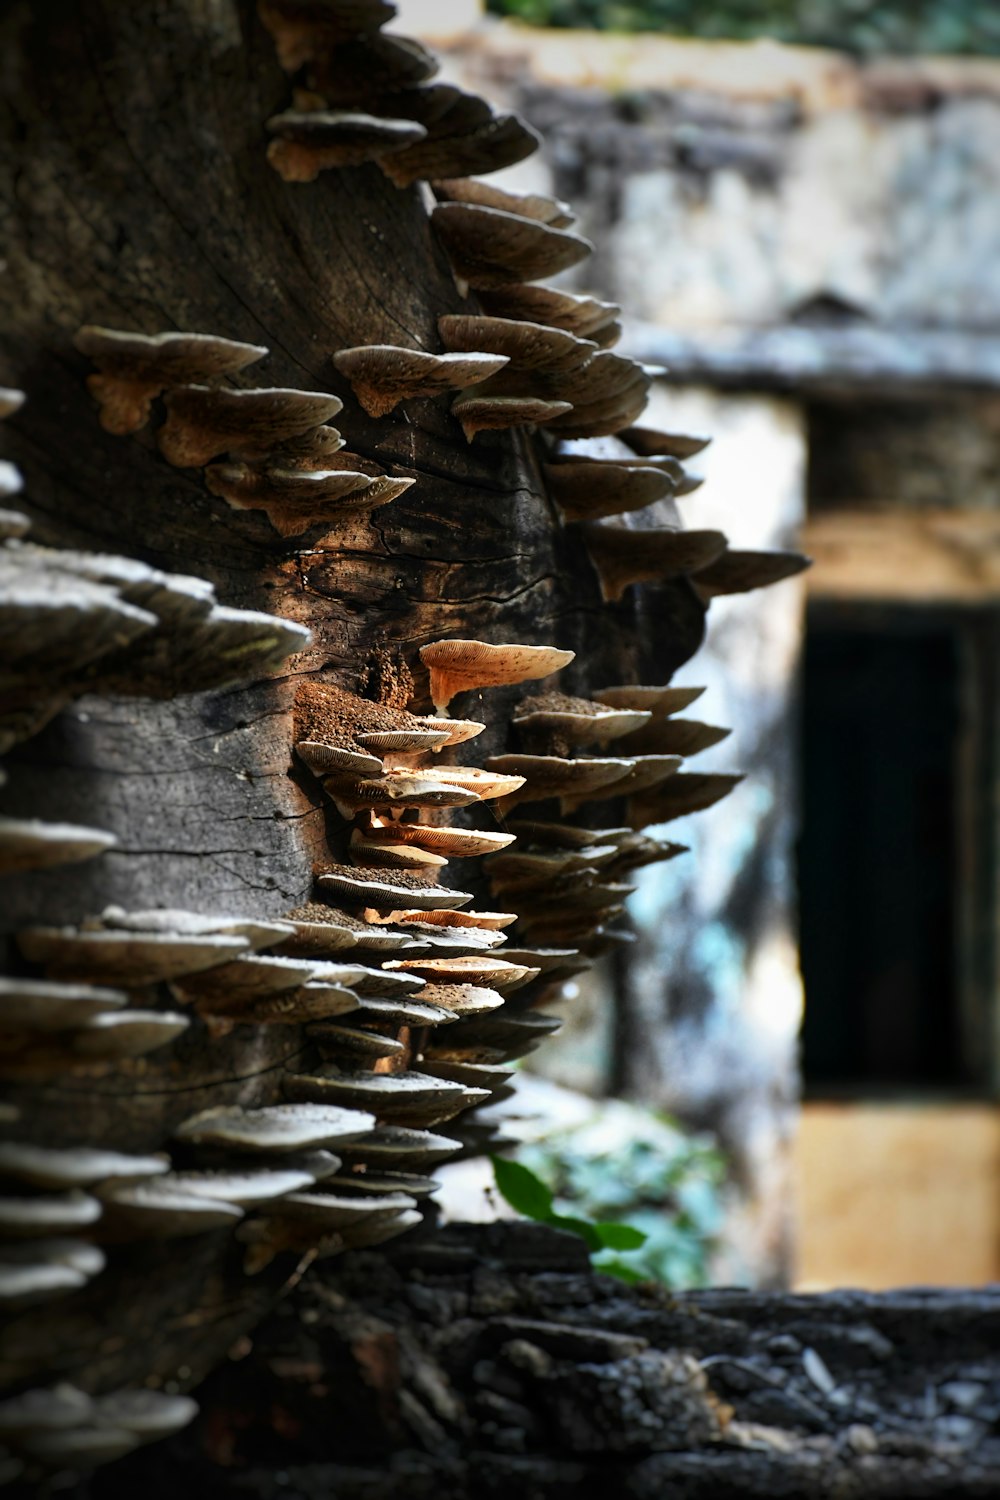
[1, 0, 815, 1489]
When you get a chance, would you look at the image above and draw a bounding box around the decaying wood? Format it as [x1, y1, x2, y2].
[66, 1223, 1000, 1499]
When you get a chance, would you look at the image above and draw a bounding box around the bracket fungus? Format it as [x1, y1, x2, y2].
[622, 424, 712, 459]
[257, 0, 397, 68]
[452, 393, 571, 443]
[158, 385, 343, 467]
[419, 639, 574, 713]
[690, 547, 812, 599]
[431, 202, 593, 290]
[512, 691, 652, 752]
[478, 284, 621, 340]
[593, 684, 707, 715]
[73, 326, 268, 435]
[333, 344, 508, 417]
[433, 178, 573, 228]
[266, 109, 427, 180]
[579, 521, 729, 602]
[438, 315, 596, 375]
[204, 462, 406, 537]
[544, 459, 676, 523]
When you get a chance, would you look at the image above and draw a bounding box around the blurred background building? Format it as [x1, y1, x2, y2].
[399, 0, 1000, 1291]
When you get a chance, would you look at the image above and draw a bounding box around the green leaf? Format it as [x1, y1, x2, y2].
[593, 1221, 648, 1251]
[547, 1213, 603, 1252]
[597, 1257, 647, 1285]
[491, 1156, 553, 1221]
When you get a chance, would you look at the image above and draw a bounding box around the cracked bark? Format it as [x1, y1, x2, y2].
[74, 1223, 1000, 1499]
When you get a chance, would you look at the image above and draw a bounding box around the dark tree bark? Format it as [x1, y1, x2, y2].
[79, 1223, 1000, 1499]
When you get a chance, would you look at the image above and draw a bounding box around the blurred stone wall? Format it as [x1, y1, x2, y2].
[402, 9, 1000, 1284]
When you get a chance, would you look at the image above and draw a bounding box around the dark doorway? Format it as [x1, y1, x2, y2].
[798, 610, 965, 1092]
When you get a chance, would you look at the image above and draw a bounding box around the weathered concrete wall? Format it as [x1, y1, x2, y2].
[397, 12, 1000, 1285]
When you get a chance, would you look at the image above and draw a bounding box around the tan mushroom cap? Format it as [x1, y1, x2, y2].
[484, 753, 637, 813]
[579, 521, 729, 602]
[420, 638, 574, 711]
[317, 865, 473, 912]
[438, 315, 595, 374]
[0, 977, 126, 1031]
[0, 387, 25, 420]
[206, 463, 399, 537]
[333, 345, 509, 418]
[258, 0, 396, 69]
[94, 906, 294, 949]
[348, 828, 448, 872]
[627, 771, 745, 830]
[0, 504, 28, 538]
[170, 953, 318, 1004]
[334, 1125, 461, 1167]
[351, 993, 459, 1027]
[73, 326, 268, 435]
[617, 718, 731, 758]
[431, 202, 592, 289]
[488, 845, 619, 893]
[266, 110, 428, 181]
[478, 284, 620, 338]
[0, 817, 117, 875]
[306, 32, 439, 106]
[16, 927, 250, 986]
[355, 821, 514, 860]
[394, 908, 517, 931]
[283, 1068, 485, 1127]
[433, 177, 573, 227]
[592, 754, 682, 804]
[313, 1023, 406, 1060]
[174, 1101, 375, 1153]
[355, 727, 451, 752]
[543, 459, 675, 523]
[452, 393, 572, 443]
[689, 548, 812, 599]
[504, 819, 632, 851]
[297, 739, 383, 777]
[65, 1010, 190, 1060]
[0, 1143, 166, 1191]
[593, 684, 706, 715]
[96, 1180, 244, 1239]
[0, 1244, 107, 1305]
[408, 716, 485, 748]
[512, 692, 651, 747]
[0, 1191, 103, 1238]
[321, 770, 481, 818]
[378, 107, 540, 191]
[384, 955, 538, 990]
[621, 425, 712, 460]
[158, 385, 343, 467]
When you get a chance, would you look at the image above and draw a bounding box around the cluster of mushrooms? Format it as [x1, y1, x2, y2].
[0, 0, 809, 1476]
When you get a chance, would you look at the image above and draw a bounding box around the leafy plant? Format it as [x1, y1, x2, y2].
[491, 1108, 726, 1287]
[485, 0, 1000, 56]
[491, 1154, 649, 1282]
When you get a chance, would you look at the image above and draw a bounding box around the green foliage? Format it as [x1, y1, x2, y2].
[491, 1155, 647, 1274]
[491, 1111, 726, 1288]
[485, 0, 1000, 56]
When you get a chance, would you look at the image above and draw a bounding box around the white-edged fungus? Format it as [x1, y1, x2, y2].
[158, 386, 343, 467]
[578, 521, 729, 602]
[266, 110, 428, 181]
[173, 1102, 377, 1153]
[333, 345, 508, 417]
[419, 638, 573, 712]
[431, 202, 592, 289]
[73, 327, 267, 435]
